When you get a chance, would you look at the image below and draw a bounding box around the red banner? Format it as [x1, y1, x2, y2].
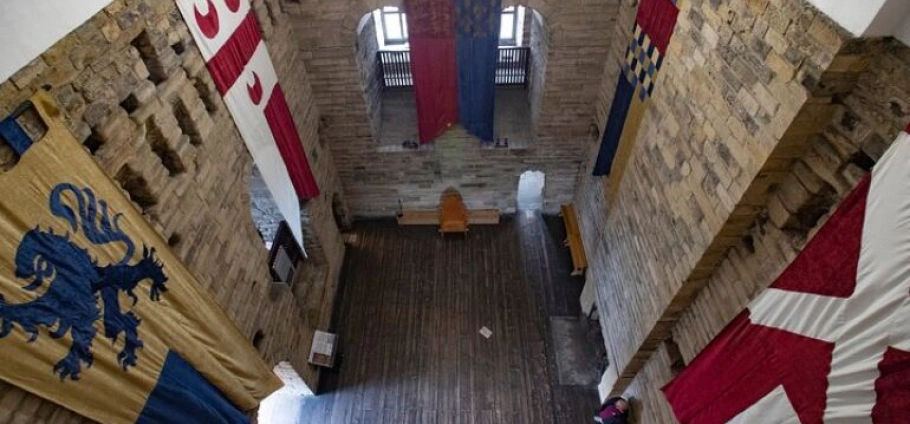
[264, 85, 320, 199]
[404, 0, 459, 143]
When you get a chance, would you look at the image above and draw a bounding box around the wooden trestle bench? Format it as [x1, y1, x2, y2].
[560, 204, 587, 276]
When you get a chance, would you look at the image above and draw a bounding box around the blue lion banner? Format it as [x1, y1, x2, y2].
[6, 183, 168, 381]
[0, 92, 279, 423]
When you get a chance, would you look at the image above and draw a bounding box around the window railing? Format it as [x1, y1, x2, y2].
[495, 47, 530, 86]
[378, 46, 530, 89]
[378, 50, 413, 88]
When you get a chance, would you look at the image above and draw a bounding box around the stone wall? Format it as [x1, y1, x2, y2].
[520, 6, 533, 47]
[355, 14, 383, 141]
[282, 0, 616, 216]
[526, 9, 549, 134]
[673, 38, 910, 366]
[0, 0, 347, 421]
[622, 343, 678, 424]
[615, 38, 910, 422]
[576, 0, 862, 399]
[576, 0, 910, 418]
[377, 87, 532, 150]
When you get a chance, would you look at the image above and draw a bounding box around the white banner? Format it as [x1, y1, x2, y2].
[174, 0, 306, 248]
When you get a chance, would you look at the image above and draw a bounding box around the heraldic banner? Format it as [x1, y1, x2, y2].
[403, 0, 502, 144]
[592, 0, 679, 187]
[663, 123, 910, 422]
[404, 0, 460, 144]
[454, 0, 502, 143]
[174, 0, 321, 248]
[0, 92, 280, 423]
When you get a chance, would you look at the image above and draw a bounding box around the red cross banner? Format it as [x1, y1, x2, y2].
[663, 124, 910, 422]
[174, 0, 320, 248]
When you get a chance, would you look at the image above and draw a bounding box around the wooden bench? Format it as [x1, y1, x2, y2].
[397, 188, 500, 232]
[560, 204, 587, 276]
[397, 209, 501, 226]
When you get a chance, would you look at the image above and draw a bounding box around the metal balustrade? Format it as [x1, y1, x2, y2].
[378, 46, 530, 89]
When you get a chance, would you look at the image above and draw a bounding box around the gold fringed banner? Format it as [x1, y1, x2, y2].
[0, 92, 279, 423]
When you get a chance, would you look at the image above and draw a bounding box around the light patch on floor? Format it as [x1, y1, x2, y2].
[551, 316, 600, 386]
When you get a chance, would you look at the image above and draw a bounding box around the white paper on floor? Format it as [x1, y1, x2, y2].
[479, 326, 493, 339]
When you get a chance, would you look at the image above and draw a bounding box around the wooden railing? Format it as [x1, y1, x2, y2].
[378, 46, 530, 88]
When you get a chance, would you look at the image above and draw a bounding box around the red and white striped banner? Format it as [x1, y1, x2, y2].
[664, 124, 910, 422]
[175, 0, 320, 247]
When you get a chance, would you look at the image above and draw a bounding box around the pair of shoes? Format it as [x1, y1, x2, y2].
[593, 417, 604, 423]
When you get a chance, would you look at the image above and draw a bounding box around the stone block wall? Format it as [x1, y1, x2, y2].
[576, 0, 861, 400]
[615, 39, 910, 421]
[527, 8, 549, 131]
[377, 87, 532, 149]
[673, 38, 910, 369]
[282, 0, 616, 216]
[355, 14, 383, 141]
[622, 342, 678, 424]
[575, 0, 910, 418]
[261, 0, 349, 343]
[520, 7, 533, 46]
[0, 0, 347, 421]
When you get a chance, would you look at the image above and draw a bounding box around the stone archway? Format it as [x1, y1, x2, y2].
[517, 170, 545, 210]
[285, 0, 614, 216]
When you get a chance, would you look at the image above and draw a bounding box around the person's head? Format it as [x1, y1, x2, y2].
[614, 398, 629, 412]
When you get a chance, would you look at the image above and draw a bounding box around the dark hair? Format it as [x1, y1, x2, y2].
[600, 397, 630, 417]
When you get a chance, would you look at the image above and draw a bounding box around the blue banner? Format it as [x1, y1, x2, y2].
[0, 113, 33, 155]
[593, 74, 635, 176]
[137, 351, 248, 424]
[455, 0, 501, 142]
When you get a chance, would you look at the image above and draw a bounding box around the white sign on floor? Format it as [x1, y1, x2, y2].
[479, 326, 493, 339]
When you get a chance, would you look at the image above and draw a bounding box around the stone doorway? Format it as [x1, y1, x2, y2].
[256, 362, 313, 424]
[517, 170, 545, 210]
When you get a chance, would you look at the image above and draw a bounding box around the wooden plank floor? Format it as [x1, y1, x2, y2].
[299, 211, 598, 423]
